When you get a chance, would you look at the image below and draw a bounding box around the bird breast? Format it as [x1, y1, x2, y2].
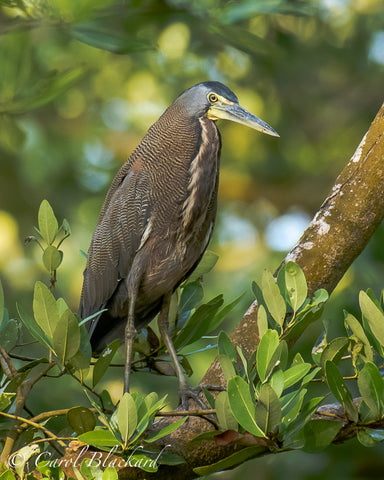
[181, 117, 220, 235]
[135, 116, 221, 297]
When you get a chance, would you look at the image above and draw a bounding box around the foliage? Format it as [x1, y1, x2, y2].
[0, 211, 384, 477]
[193, 262, 384, 476]
[0, 201, 243, 477]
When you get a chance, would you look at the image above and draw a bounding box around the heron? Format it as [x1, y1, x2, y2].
[79, 81, 279, 407]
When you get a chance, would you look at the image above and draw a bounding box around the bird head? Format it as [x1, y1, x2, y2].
[176, 81, 279, 137]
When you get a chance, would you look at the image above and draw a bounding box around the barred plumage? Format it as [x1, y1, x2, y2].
[79, 81, 279, 405]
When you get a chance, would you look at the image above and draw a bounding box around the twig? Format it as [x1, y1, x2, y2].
[18, 408, 97, 432]
[0, 411, 67, 447]
[157, 409, 215, 416]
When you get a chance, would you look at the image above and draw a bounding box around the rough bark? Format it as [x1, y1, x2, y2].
[62, 102, 384, 479]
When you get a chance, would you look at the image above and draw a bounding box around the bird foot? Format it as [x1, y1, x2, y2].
[179, 383, 225, 411]
[179, 386, 207, 411]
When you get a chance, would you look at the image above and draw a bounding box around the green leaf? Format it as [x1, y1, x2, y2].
[62, 218, 72, 236]
[344, 312, 370, 346]
[101, 390, 115, 411]
[360, 290, 384, 346]
[254, 384, 281, 434]
[303, 419, 342, 452]
[80, 458, 103, 480]
[92, 339, 120, 387]
[227, 376, 265, 437]
[67, 407, 96, 435]
[292, 352, 305, 364]
[0, 319, 18, 350]
[78, 430, 120, 449]
[42, 245, 63, 272]
[281, 388, 307, 425]
[70, 324, 92, 372]
[345, 312, 373, 361]
[312, 288, 329, 306]
[102, 467, 118, 480]
[178, 280, 203, 316]
[208, 293, 245, 332]
[117, 392, 138, 446]
[187, 250, 219, 282]
[256, 329, 280, 382]
[320, 337, 349, 369]
[52, 309, 81, 364]
[218, 331, 237, 380]
[143, 391, 159, 411]
[257, 304, 268, 338]
[266, 339, 288, 375]
[70, 21, 154, 54]
[283, 396, 324, 444]
[237, 345, 254, 384]
[325, 361, 358, 422]
[145, 416, 188, 443]
[173, 295, 223, 350]
[357, 362, 384, 419]
[193, 446, 265, 476]
[7, 68, 86, 114]
[252, 280, 264, 305]
[38, 199, 58, 245]
[56, 297, 69, 317]
[357, 429, 377, 447]
[13, 444, 40, 480]
[202, 386, 215, 408]
[17, 303, 52, 351]
[283, 306, 324, 341]
[124, 454, 158, 472]
[280, 261, 307, 313]
[130, 395, 168, 443]
[283, 363, 311, 389]
[302, 366, 322, 386]
[0, 470, 16, 480]
[0, 392, 15, 411]
[268, 369, 284, 398]
[215, 391, 238, 431]
[261, 269, 286, 327]
[33, 281, 60, 339]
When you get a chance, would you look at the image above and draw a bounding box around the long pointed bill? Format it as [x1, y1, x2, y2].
[208, 103, 279, 137]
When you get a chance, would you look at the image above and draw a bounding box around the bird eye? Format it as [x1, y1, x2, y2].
[208, 93, 218, 103]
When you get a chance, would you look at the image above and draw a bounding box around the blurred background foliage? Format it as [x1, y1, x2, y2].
[1, 0, 384, 478]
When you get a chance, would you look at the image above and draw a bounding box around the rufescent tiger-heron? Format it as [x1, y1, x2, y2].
[79, 81, 279, 407]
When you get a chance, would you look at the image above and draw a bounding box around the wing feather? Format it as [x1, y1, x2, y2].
[79, 160, 152, 323]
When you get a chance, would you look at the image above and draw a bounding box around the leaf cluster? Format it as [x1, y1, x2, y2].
[0, 201, 241, 477]
[194, 263, 384, 475]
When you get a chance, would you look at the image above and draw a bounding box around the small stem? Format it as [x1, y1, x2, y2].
[69, 371, 104, 403]
[157, 409, 216, 417]
[0, 411, 67, 447]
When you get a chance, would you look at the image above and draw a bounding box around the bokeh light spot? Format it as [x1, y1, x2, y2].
[369, 31, 384, 65]
[158, 22, 190, 60]
[56, 88, 86, 119]
[266, 211, 310, 251]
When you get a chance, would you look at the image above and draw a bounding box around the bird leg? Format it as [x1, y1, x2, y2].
[157, 294, 207, 410]
[124, 290, 137, 394]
